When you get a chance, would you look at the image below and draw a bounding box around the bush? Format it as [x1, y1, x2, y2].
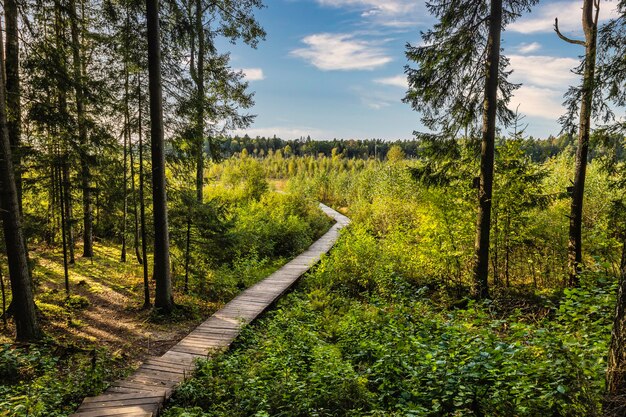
[164, 229, 613, 417]
[0, 344, 119, 417]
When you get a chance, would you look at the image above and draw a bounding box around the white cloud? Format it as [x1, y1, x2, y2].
[315, 0, 426, 27]
[508, 55, 579, 88]
[373, 74, 408, 88]
[241, 68, 265, 81]
[508, 55, 579, 121]
[317, 0, 416, 16]
[234, 126, 328, 140]
[353, 85, 402, 109]
[509, 0, 619, 34]
[510, 85, 565, 120]
[516, 42, 541, 54]
[291, 33, 392, 71]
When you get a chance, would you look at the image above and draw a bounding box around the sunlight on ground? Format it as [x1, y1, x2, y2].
[1, 241, 203, 358]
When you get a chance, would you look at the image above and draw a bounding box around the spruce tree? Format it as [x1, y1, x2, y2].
[147, 0, 174, 312]
[404, 0, 536, 298]
[555, 0, 602, 286]
[598, 0, 626, 411]
[0, 18, 42, 342]
[69, 0, 94, 258]
[5, 0, 22, 212]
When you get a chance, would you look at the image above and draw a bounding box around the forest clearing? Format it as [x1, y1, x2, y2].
[0, 0, 625, 416]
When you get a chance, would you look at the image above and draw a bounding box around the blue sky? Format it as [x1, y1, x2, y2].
[226, 0, 619, 141]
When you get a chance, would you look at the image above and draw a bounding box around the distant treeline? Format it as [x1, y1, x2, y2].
[216, 133, 625, 162]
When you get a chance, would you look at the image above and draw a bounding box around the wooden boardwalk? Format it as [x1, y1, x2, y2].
[70, 203, 350, 417]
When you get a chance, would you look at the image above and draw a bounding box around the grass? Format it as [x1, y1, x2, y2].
[0, 240, 289, 417]
[0, 190, 334, 416]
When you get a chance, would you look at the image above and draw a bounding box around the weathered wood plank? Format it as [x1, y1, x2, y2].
[79, 396, 165, 410]
[69, 202, 349, 417]
[108, 380, 172, 395]
[71, 404, 157, 417]
[171, 345, 222, 357]
[82, 393, 166, 404]
[131, 369, 185, 383]
[142, 359, 194, 372]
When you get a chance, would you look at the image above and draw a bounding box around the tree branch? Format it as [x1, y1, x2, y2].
[554, 18, 586, 46]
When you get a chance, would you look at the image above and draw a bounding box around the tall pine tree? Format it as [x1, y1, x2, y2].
[598, 0, 626, 412]
[0, 17, 42, 342]
[555, 0, 602, 286]
[147, 0, 174, 312]
[404, 0, 536, 298]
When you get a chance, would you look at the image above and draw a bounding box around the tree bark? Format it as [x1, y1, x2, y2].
[195, 0, 205, 204]
[121, 91, 128, 263]
[69, 0, 93, 258]
[0, 20, 42, 341]
[130, 128, 142, 265]
[492, 210, 499, 286]
[184, 216, 191, 293]
[5, 0, 22, 213]
[0, 260, 6, 328]
[605, 238, 626, 416]
[57, 161, 70, 295]
[48, 164, 57, 244]
[567, 0, 598, 287]
[138, 74, 150, 308]
[62, 161, 75, 264]
[147, 0, 174, 312]
[472, 0, 502, 299]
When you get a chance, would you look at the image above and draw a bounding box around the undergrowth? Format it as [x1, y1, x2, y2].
[164, 226, 614, 417]
[0, 185, 331, 417]
[0, 342, 121, 417]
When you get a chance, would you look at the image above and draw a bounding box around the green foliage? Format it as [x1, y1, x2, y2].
[166, 157, 333, 298]
[164, 230, 614, 417]
[0, 343, 119, 417]
[232, 192, 330, 260]
[280, 142, 621, 291]
[161, 146, 621, 416]
[64, 295, 90, 310]
[219, 157, 269, 201]
[3, 152, 334, 415]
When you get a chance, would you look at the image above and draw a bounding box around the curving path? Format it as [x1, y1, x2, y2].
[69, 203, 350, 417]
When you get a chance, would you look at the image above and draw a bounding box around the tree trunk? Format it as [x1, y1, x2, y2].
[57, 161, 70, 295]
[138, 74, 150, 308]
[472, 0, 502, 299]
[0, 20, 42, 341]
[53, 3, 74, 265]
[147, 0, 174, 312]
[1, 258, 7, 328]
[505, 214, 511, 287]
[195, 0, 205, 204]
[48, 164, 57, 244]
[69, 0, 93, 258]
[184, 217, 191, 293]
[121, 93, 128, 263]
[5, 0, 22, 213]
[130, 128, 142, 265]
[567, 0, 598, 287]
[492, 209, 499, 286]
[62, 161, 75, 264]
[605, 238, 626, 416]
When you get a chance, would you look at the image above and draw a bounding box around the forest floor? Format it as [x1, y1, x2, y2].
[0, 192, 334, 415]
[0, 241, 219, 379]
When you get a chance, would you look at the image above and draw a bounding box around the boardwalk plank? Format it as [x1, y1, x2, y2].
[82, 393, 166, 403]
[79, 397, 165, 410]
[70, 203, 349, 417]
[71, 404, 157, 417]
[108, 381, 172, 395]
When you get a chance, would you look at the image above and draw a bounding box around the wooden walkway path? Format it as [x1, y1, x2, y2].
[70, 203, 350, 417]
